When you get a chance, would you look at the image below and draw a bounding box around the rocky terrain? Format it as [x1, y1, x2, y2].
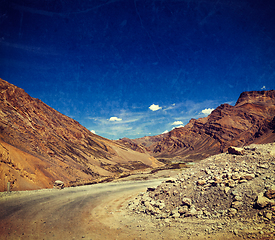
[126, 143, 275, 239]
[0, 78, 163, 191]
[1, 77, 275, 195]
[119, 90, 275, 162]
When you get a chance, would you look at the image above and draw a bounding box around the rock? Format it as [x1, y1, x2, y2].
[182, 197, 192, 207]
[270, 148, 275, 156]
[238, 179, 247, 183]
[256, 193, 275, 208]
[171, 209, 180, 218]
[265, 186, 275, 199]
[224, 187, 230, 194]
[185, 206, 197, 217]
[264, 212, 272, 220]
[228, 146, 245, 155]
[178, 206, 188, 214]
[258, 163, 269, 169]
[232, 174, 241, 180]
[147, 187, 156, 192]
[53, 180, 64, 189]
[158, 202, 165, 210]
[233, 196, 242, 201]
[228, 208, 237, 215]
[197, 179, 206, 186]
[214, 176, 222, 184]
[227, 180, 236, 188]
[241, 174, 255, 180]
[165, 178, 176, 183]
[188, 209, 197, 216]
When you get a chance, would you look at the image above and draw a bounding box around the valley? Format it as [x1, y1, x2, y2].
[1, 78, 275, 239]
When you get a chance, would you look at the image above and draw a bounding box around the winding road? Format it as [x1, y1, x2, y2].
[0, 179, 163, 240]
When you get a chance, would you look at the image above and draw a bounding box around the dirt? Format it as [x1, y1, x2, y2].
[1, 143, 275, 239]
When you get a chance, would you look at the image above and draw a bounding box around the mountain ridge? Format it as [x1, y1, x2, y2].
[118, 90, 275, 161]
[0, 78, 163, 191]
[1, 78, 274, 192]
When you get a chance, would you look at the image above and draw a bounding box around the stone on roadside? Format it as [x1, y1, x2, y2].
[228, 146, 245, 155]
[178, 206, 188, 215]
[185, 206, 197, 217]
[165, 178, 176, 183]
[53, 180, 64, 189]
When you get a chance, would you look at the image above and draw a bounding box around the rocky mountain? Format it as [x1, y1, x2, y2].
[117, 133, 169, 153]
[119, 90, 275, 162]
[0, 78, 163, 191]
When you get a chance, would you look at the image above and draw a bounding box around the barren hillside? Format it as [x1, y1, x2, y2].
[119, 90, 275, 162]
[0, 78, 163, 191]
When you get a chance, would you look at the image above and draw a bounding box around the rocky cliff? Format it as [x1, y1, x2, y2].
[120, 90, 275, 162]
[0, 78, 163, 191]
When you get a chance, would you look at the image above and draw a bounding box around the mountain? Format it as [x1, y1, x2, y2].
[119, 90, 275, 162]
[117, 133, 168, 153]
[0, 78, 163, 191]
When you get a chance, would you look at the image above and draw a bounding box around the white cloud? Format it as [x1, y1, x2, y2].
[202, 108, 214, 115]
[90, 130, 96, 134]
[162, 130, 169, 134]
[172, 121, 183, 125]
[149, 104, 162, 111]
[109, 117, 122, 121]
[172, 125, 184, 130]
[261, 86, 266, 90]
[163, 103, 176, 111]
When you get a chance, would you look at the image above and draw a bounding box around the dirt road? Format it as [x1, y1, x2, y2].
[0, 179, 164, 240]
[1, 172, 272, 240]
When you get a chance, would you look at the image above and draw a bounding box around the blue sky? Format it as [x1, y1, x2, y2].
[1, 0, 275, 139]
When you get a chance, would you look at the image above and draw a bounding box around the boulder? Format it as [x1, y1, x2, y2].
[265, 186, 275, 199]
[228, 146, 244, 155]
[53, 180, 65, 189]
[178, 205, 188, 214]
[256, 193, 275, 208]
[165, 178, 176, 183]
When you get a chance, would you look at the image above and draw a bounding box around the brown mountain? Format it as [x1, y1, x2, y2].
[120, 90, 275, 162]
[0, 78, 163, 191]
[116, 133, 168, 153]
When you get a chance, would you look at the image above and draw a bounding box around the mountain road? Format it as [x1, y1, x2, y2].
[0, 179, 164, 240]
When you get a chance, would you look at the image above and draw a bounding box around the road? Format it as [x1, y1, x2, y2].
[0, 179, 163, 240]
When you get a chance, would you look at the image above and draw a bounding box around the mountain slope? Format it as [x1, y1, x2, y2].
[118, 90, 275, 162]
[152, 90, 275, 161]
[0, 78, 163, 191]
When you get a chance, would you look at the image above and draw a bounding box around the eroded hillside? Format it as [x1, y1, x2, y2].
[0, 78, 163, 191]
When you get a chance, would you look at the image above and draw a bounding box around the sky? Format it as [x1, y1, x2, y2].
[0, 0, 275, 140]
